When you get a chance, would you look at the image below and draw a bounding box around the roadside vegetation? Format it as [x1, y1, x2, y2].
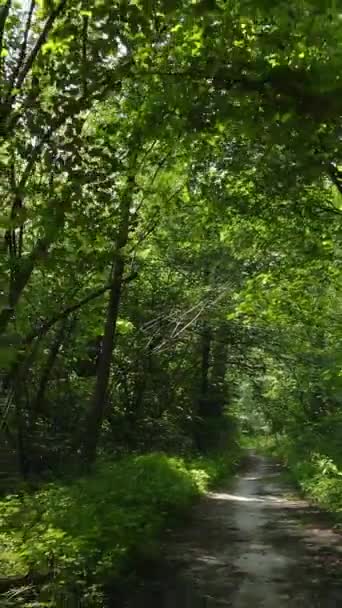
[0, 447, 239, 606]
[245, 432, 342, 523]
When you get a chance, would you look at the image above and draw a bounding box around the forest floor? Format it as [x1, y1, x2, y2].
[119, 452, 342, 607]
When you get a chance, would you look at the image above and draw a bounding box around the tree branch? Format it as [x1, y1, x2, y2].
[7, 0, 35, 98]
[328, 162, 342, 197]
[24, 271, 138, 346]
[25, 284, 111, 346]
[15, 0, 68, 90]
[81, 14, 88, 99]
[0, 0, 11, 63]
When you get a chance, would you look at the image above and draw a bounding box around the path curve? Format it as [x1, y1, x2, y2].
[121, 453, 342, 607]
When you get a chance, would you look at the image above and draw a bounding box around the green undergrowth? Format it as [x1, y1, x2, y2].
[249, 432, 342, 523]
[0, 448, 239, 606]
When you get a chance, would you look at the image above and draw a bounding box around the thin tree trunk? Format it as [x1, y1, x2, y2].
[82, 177, 133, 467]
[0, 232, 57, 335]
[199, 323, 211, 411]
[195, 321, 213, 451]
[14, 385, 30, 478]
[0, 1, 12, 77]
[210, 331, 228, 415]
[29, 317, 70, 427]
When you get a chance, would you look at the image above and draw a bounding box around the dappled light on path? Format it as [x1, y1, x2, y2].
[209, 491, 291, 504]
[121, 454, 342, 608]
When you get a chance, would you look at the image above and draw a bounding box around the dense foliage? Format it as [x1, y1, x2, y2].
[0, 0, 342, 603]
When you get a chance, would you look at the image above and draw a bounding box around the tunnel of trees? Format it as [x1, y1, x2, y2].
[0, 1, 341, 602]
[0, 0, 341, 474]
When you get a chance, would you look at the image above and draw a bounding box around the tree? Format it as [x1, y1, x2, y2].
[0, 0, 341, 478]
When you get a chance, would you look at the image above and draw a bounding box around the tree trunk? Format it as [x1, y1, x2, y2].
[199, 322, 212, 415]
[0, 224, 62, 336]
[82, 178, 133, 467]
[14, 385, 30, 479]
[29, 318, 70, 428]
[210, 330, 228, 415]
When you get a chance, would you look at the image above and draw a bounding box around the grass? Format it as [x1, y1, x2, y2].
[0, 447, 240, 606]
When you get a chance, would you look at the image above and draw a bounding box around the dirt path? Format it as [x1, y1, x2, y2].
[120, 453, 342, 607]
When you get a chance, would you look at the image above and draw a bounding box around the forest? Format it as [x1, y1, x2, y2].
[0, 0, 341, 606]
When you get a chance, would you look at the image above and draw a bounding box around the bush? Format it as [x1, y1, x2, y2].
[254, 430, 342, 522]
[291, 453, 342, 515]
[0, 449, 239, 606]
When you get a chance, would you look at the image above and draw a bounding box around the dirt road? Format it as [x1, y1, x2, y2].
[121, 453, 342, 607]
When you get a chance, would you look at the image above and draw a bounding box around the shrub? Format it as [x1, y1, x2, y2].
[256, 431, 342, 521]
[0, 449, 239, 606]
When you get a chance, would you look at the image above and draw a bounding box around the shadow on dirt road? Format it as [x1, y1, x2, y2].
[116, 453, 342, 607]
